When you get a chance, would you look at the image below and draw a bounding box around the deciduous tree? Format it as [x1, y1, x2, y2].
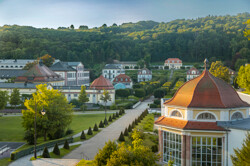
[237, 65, 250, 92]
[209, 61, 230, 83]
[10, 88, 21, 109]
[100, 89, 111, 120]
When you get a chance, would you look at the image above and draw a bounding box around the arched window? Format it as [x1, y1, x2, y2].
[231, 112, 243, 120]
[197, 113, 216, 120]
[171, 110, 182, 118]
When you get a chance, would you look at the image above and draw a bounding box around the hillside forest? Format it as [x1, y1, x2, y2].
[0, 13, 249, 70]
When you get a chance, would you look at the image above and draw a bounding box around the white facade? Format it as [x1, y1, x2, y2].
[164, 58, 182, 69]
[137, 68, 152, 82]
[0, 59, 35, 69]
[186, 68, 200, 81]
[102, 64, 125, 81]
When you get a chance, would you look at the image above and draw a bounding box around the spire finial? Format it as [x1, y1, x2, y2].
[204, 58, 208, 70]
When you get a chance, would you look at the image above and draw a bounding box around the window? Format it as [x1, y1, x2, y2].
[171, 110, 182, 118]
[197, 113, 216, 120]
[231, 112, 243, 120]
[74, 94, 78, 97]
[163, 131, 182, 166]
[192, 137, 222, 165]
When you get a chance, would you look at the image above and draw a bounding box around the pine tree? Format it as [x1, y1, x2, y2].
[94, 123, 98, 131]
[87, 127, 93, 135]
[116, 112, 119, 117]
[53, 143, 60, 155]
[80, 130, 86, 140]
[99, 120, 104, 128]
[42, 146, 50, 158]
[108, 115, 112, 122]
[104, 118, 108, 126]
[124, 127, 128, 136]
[118, 132, 125, 142]
[112, 113, 116, 119]
[63, 140, 70, 149]
[231, 132, 250, 165]
[128, 124, 132, 132]
[119, 109, 122, 115]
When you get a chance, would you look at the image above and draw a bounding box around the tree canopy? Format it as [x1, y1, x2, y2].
[10, 88, 21, 108]
[237, 65, 250, 92]
[209, 61, 230, 83]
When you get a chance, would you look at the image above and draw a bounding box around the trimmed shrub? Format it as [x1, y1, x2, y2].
[94, 123, 98, 131]
[124, 127, 128, 136]
[63, 140, 70, 149]
[108, 115, 112, 122]
[87, 127, 93, 135]
[53, 143, 60, 155]
[116, 112, 119, 117]
[99, 121, 104, 128]
[80, 130, 86, 140]
[128, 124, 132, 132]
[42, 146, 50, 158]
[118, 132, 125, 142]
[104, 118, 108, 126]
[119, 110, 122, 115]
[112, 113, 116, 119]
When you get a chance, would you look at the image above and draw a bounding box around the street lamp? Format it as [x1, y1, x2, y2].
[34, 103, 46, 159]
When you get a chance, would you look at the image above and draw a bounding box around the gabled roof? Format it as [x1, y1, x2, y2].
[113, 74, 132, 83]
[165, 58, 182, 63]
[50, 61, 76, 71]
[90, 75, 114, 90]
[138, 68, 152, 75]
[165, 69, 250, 109]
[155, 116, 226, 131]
[187, 67, 200, 75]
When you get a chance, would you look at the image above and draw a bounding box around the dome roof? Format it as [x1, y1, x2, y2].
[165, 70, 250, 109]
[90, 75, 114, 90]
[114, 83, 126, 90]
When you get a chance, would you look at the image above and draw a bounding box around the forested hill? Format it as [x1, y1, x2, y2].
[0, 13, 249, 68]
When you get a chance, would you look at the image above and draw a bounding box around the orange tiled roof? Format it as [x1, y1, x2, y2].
[165, 70, 250, 108]
[165, 58, 182, 64]
[90, 75, 114, 90]
[155, 116, 226, 131]
[113, 74, 132, 83]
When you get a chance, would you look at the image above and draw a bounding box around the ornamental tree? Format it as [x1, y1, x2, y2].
[22, 84, 73, 141]
[0, 90, 9, 114]
[100, 89, 112, 120]
[209, 61, 230, 83]
[78, 85, 89, 110]
[10, 88, 21, 109]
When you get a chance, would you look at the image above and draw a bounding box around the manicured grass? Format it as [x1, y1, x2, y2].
[77, 159, 95, 166]
[0, 158, 11, 166]
[136, 114, 155, 132]
[49, 144, 81, 158]
[0, 116, 25, 142]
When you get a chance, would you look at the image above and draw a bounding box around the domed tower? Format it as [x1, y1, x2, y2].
[155, 60, 250, 166]
[89, 75, 115, 106]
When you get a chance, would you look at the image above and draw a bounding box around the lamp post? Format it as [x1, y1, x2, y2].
[34, 102, 46, 159]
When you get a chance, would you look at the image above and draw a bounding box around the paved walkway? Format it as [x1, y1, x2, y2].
[238, 92, 250, 104]
[63, 98, 152, 160]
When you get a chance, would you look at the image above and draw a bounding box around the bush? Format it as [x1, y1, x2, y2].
[94, 141, 117, 166]
[132, 84, 141, 89]
[116, 89, 130, 99]
[53, 143, 60, 155]
[128, 124, 132, 132]
[65, 128, 73, 135]
[80, 131, 86, 140]
[63, 140, 70, 149]
[24, 130, 34, 145]
[104, 118, 108, 126]
[134, 89, 146, 98]
[110, 104, 117, 110]
[132, 121, 135, 128]
[87, 127, 93, 135]
[124, 128, 129, 136]
[149, 103, 158, 108]
[94, 123, 98, 131]
[42, 146, 50, 158]
[164, 66, 169, 69]
[99, 120, 104, 128]
[69, 99, 81, 108]
[112, 113, 116, 119]
[135, 118, 138, 125]
[154, 88, 166, 98]
[116, 112, 119, 117]
[118, 132, 125, 142]
[108, 115, 112, 122]
[153, 99, 161, 105]
[119, 110, 122, 115]
[151, 145, 158, 153]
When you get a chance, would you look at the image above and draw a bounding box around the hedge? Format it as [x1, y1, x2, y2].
[11, 137, 73, 160]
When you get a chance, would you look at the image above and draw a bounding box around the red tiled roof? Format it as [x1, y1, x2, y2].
[165, 58, 182, 64]
[165, 70, 250, 108]
[155, 116, 226, 131]
[113, 74, 132, 83]
[90, 75, 114, 90]
[187, 67, 200, 75]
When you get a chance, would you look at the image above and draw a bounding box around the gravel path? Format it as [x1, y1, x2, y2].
[63, 98, 152, 160]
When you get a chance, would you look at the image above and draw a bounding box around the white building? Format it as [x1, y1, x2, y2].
[164, 58, 182, 69]
[0, 59, 35, 69]
[186, 67, 200, 81]
[66, 62, 89, 86]
[102, 64, 125, 81]
[113, 74, 133, 89]
[137, 68, 152, 82]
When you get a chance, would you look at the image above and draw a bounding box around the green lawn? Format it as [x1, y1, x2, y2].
[45, 144, 81, 158]
[0, 158, 11, 166]
[0, 113, 112, 142]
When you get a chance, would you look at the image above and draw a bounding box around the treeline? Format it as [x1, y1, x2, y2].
[0, 13, 249, 68]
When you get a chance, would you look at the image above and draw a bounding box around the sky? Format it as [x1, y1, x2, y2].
[0, 0, 249, 29]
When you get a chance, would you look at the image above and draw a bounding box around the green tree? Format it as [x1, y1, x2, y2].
[23, 61, 38, 70]
[79, 25, 88, 30]
[70, 24, 74, 29]
[134, 89, 145, 98]
[0, 90, 9, 115]
[237, 65, 250, 92]
[235, 59, 248, 71]
[174, 81, 185, 91]
[115, 89, 130, 99]
[40, 54, 55, 67]
[10, 88, 21, 109]
[231, 132, 250, 165]
[22, 84, 73, 141]
[144, 53, 151, 68]
[100, 89, 112, 120]
[154, 88, 166, 98]
[209, 61, 230, 83]
[243, 19, 250, 40]
[78, 85, 89, 111]
[94, 140, 118, 166]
